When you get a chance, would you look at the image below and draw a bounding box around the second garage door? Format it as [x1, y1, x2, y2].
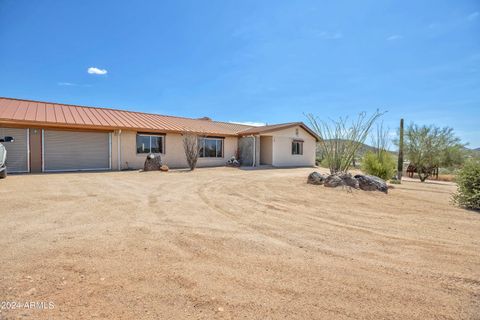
[43, 130, 110, 172]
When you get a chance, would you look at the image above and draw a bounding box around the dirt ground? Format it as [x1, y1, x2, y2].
[0, 167, 479, 319]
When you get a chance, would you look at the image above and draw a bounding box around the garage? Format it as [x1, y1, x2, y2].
[0, 127, 29, 173]
[43, 130, 111, 172]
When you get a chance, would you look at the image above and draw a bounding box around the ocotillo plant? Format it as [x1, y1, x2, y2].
[307, 110, 385, 174]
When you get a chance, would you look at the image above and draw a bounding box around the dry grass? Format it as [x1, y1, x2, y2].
[0, 168, 479, 319]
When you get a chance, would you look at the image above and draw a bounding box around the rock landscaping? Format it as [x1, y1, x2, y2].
[308, 172, 387, 193]
[307, 172, 327, 185]
[354, 174, 388, 193]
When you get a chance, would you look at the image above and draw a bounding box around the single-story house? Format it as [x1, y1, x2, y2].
[0, 97, 319, 173]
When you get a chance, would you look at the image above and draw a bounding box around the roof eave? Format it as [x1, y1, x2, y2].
[0, 119, 240, 137]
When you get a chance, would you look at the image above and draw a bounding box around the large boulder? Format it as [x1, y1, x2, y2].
[307, 172, 327, 185]
[324, 172, 359, 189]
[144, 154, 163, 171]
[324, 174, 344, 188]
[341, 173, 360, 189]
[354, 174, 388, 193]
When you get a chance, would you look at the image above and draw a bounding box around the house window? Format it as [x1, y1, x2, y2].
[136, 134, 164, 154]
[292, 140, 303, 155]
[199, 137, 223, 158]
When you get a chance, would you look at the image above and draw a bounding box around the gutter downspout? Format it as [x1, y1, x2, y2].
[249, 135, 256, 167]
[117, 130, 122, 171]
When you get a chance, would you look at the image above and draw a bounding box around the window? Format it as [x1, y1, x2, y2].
[136, 134, 164, 154]
[199, 137, 223, 158]
[292, 140, 303, 155]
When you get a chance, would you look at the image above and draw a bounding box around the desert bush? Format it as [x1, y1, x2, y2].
[452, 159, 480, 210]
[182, 132, 199, 170]
[361, 150, 396, 180]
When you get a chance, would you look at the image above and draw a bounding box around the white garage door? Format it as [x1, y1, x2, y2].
[0, 127, 29, 173]
[43, 130, 111, 172]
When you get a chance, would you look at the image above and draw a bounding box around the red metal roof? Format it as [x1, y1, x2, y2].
[0, 97, 253, 136]
[0, 97, 319, 140]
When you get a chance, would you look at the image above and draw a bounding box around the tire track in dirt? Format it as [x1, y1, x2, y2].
[196, 175, 480, 294]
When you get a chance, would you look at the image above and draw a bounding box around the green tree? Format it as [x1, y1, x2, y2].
[405, 124, 464, 182]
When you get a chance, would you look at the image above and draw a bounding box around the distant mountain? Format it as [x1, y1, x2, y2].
[316, 140, 396, 158]
[475, 147, 480, 151]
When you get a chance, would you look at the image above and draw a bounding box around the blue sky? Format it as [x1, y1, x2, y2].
[1, 0, 479, 147]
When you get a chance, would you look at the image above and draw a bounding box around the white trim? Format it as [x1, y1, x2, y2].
[26, 128, 30, 173]
[117, 130, 122, 171]
[252, 135, 256, 167]
[108, 132, 112, 170]
[41, 129, 45, 172]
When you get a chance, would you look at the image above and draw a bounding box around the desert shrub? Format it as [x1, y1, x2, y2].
[182, 132, 199, 170]
[452, 159, 480, 210]
[361, 150, 396, 180]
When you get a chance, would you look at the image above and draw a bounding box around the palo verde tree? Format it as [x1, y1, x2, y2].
[307, 110, 385, 174]
[404, 124, 465, 182]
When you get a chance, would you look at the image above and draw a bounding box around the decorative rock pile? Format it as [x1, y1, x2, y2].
[144, 154, 164, 171]
[307, 172, 388, 194]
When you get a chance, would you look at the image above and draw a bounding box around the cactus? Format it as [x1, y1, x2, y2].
[397, 118, 404, 181]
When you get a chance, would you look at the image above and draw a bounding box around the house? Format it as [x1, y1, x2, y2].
[0, 97, 319, 173]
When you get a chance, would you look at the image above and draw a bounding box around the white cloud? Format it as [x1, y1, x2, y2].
[87, 67, 108, 75]
[229, 121, 266, 127]
[467, 11, 479, 21]
[387, 34, 403, 41]
[57, 82, 92, 87]
[318, 31, 343, 40]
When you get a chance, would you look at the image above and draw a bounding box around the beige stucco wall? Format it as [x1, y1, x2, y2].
[260, 136, 273, 165]
[269, 126, 316, 167]
[115, 130, 237, 169]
